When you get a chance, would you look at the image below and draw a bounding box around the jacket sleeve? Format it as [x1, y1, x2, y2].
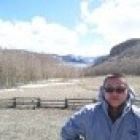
[61, 106, 91, 140]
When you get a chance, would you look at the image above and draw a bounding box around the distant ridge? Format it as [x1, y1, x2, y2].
[58, 54, 95, 67]
[110, 38, 140, 57]
[85, 38, 140, 75]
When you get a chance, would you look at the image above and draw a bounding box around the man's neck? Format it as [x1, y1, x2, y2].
[108, 104, 125, 123]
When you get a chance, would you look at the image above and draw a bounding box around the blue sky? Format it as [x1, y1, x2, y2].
[0, 0, 140, 57]
[0, 0, 80, 27]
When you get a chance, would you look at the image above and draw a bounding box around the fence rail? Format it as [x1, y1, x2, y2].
[0, 97, 140, 109]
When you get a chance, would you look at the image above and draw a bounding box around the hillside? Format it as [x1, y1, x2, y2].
[85, 38, 140, 75]
[0, 48, 83, 88]
[110, 38, 140, 57]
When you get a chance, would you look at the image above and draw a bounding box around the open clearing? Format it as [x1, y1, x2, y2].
[1, 75, 140, 99]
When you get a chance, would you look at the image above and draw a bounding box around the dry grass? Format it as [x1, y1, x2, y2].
[0, 77, 103, 100]
[0, 109, 73, 140]
[0, 75, 140, 99]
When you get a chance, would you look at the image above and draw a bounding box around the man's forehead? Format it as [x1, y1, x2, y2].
[104, 77, 127, 86]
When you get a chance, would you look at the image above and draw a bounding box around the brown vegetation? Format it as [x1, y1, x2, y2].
[0, 48, 84, 88]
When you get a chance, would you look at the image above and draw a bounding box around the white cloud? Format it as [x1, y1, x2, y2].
[0, 16, 79, 55]
[75, 22, 88, 35]
[0, 16, 104, 57]
[81, 0, 140, 46]
[78, 39, 110, 57]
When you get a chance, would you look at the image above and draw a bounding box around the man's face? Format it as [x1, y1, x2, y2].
[104, 77, 128, 108]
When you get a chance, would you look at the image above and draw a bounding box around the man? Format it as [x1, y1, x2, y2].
[61, 73, 140, 140]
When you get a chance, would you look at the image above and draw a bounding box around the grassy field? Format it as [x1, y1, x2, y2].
[0, 109, 74, 140]
[1, 75, 140, 99]
[0, 75, 140, 139]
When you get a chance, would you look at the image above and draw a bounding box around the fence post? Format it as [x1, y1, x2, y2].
[36, 98, 41, 108]
[64, 98, 68, 109]
[92, 98, 97, 103]
[13, 97, 16, 108]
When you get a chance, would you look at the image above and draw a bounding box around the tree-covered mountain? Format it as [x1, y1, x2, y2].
[85, 38, 140, 75]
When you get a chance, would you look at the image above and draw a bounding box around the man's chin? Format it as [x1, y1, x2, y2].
[109, 102, 124, 108]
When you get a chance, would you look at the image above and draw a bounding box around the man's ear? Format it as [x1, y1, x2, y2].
[100, 86, 105, 93]
[127, 86, 135, 97]
[126, 86, 135, 103]
[98, 86, 105, 100]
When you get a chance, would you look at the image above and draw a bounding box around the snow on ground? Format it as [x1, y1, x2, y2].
[18, 82, 76, 88]
[0, 79, 79, 91]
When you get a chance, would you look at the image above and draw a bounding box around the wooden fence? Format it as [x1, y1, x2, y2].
[0, 97, 96, 109]
[0, 97, 140, 110]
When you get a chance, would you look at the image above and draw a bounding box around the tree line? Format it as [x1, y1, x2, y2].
[0, 48, 84, 88]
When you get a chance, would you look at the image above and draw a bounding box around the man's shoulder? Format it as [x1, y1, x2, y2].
[81, 102, 101, 113]
[132, 105, 140, 118]
[131, 105, 140, 130]
[73, 102, 101, 118]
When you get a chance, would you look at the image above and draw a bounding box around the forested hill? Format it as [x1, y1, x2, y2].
[0, 48, 83, 88]
[85, 38, 140, 76]
[110, 38, 140, 57]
